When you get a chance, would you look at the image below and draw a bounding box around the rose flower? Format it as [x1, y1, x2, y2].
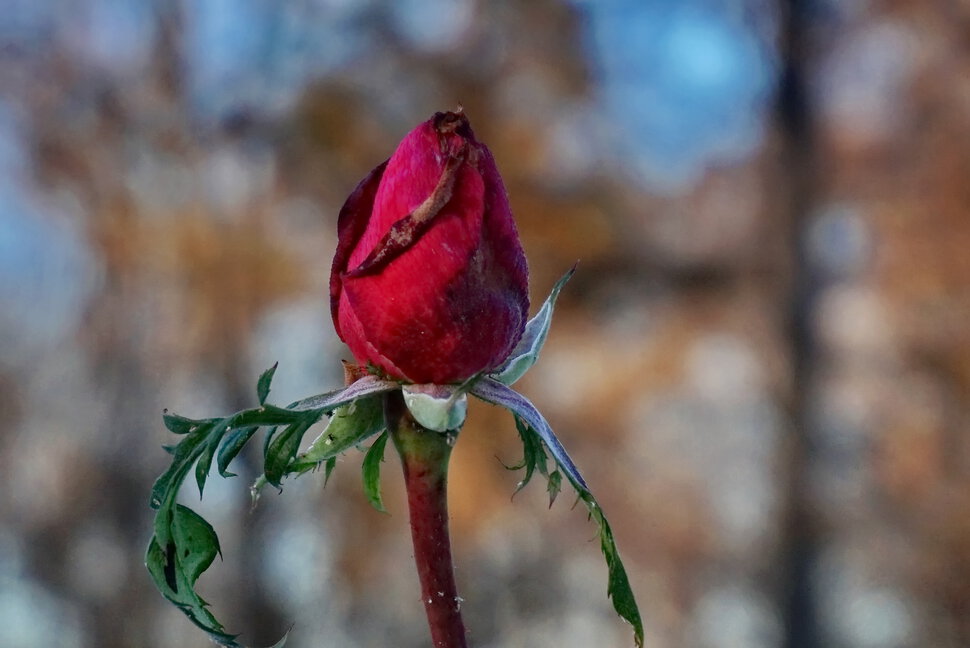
[330, 110, 529, 384]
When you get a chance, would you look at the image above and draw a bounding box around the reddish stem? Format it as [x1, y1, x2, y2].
[385, 392, 468, 648]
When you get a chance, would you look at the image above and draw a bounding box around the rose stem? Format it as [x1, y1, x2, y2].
[385, 392, 468, 648]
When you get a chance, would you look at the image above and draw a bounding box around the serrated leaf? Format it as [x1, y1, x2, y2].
[146, 505, 238, 646]
[257, 363, 278, 405]
[361, 431, 389, 513]
[576, 489, 644, 648]
[195, 439, 217, 497]
[519, 414, 549, 478]
[323, 456, 337, 487]
[153, 368, 381, 647]
[262, 425, 280, 471]
[471, 378, 644, 647]
[402, 384, 468, 432]
[171, 503, 222, 579]
[291, 395, 386, 472]
[264, 416, 320, 487]
[229, 404, 306, 427]
[546, 469, 562, 508]
[196, 419, 239, 496]
[150, 423, 212, 511]
[490, 266, 574, 385]
[504, 415, 549, 495]
[217, 425, 259, 477]
[162, 412, 207, 435]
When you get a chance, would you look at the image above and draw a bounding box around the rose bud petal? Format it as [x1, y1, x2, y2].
[330, 111, 529, 385]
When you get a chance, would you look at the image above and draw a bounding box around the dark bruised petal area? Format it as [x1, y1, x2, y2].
[330, 111, 529, 384]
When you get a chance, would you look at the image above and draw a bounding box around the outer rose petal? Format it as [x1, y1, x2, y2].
[330, 160, 387, 340]
[336, 288, 410, 379]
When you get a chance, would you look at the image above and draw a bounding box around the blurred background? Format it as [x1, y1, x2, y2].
[1, 0, 968, 647]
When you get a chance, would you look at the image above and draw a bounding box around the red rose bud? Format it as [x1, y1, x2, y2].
[330, 111, 529, 384]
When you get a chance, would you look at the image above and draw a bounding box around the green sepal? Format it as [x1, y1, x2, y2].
[291, 395, 386, 472]
[401, 384, 468, 432]
[249, 396, 388, 503]
[490, 266, 574, 385]
[250, 394, 384, 496]
[257, 362, 278, 405]
[361, 430, 390, 513]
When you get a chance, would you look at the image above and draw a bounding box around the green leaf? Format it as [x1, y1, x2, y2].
[504, 415, 549, 495]
[546, 469, 562, 508]
[361, 431, 389, 513]
[150, 423, 211, 511]
[171, 504, 222, 579]
[150, 372, 400, 645]
[263, 416, 320, 487]
[262, 425, 280, 472]
[472, 379, 587, 491]
[229, 404, 306, 427]
[193, 419, 238, 497]
[576, 489, 644, 648]
[490, 266, 574, 385]
[472, 379, 644, 647]
[217, 425, 259, 477]
[146, 504, 238, 646]
[257, 363, 278, 405]
[195, 439, 217, 497]
[323, 456, 337, 487]
[162, 411, 209, 435]
[183, 409, 311, 497]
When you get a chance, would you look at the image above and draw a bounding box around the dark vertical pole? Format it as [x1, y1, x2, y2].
[777, 0, 821, 647]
